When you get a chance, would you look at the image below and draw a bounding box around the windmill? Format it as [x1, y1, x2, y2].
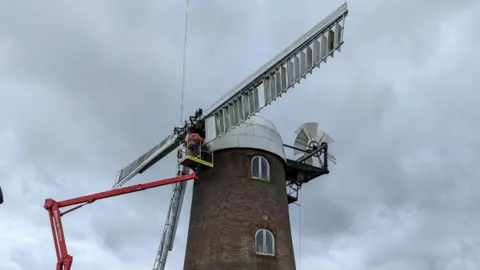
[111, 3, 348, 270]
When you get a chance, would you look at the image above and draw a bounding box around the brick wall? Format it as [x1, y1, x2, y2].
[183, 148, 296, 270]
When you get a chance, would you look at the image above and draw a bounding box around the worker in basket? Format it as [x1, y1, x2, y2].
[186, 132, 204, 158]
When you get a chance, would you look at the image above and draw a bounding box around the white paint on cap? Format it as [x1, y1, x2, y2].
[209, 115, 286, 161]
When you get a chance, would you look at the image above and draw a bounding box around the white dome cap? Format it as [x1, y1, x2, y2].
[209, 115, 286, 161]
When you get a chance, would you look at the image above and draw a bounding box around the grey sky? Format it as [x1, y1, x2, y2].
[1, 0, 479, 269]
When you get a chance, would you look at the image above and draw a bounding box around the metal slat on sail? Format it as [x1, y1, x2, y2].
[214, 112, 221, 135]
[230, 103, 236, 127]
[320, 34, 328, 62]
[253, 88, 259, 110]
[300, 50, 307, 78]
[223, 106, 230, 131]
[306, 45, 313, 73]
[219, 109, 225, 134]
[263, 77, 271, 105]
[327, 28, 335, 56]
[313, 40, 321, 66]
[334, 22, 343, 51]
[235, 99, 241, 125]
[269, 74, 276, 99]
[232, 101, 238, 126]
[269, 73, 276, 99]
[226, 105, 232, 129]
[237, 95, 244, 122]
[274, 70, 282, 96]
[294, 56, 300, 82]
[280, 66, 287, 92]
[287, 60, 294, 87]
[248, 88, 255, 115]
[242, 92, 250, 118]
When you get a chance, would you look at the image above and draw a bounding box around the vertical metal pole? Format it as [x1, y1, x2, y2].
[51, 203, 69, 259]
[323, 143, 328, 169]
[198, 142, 202, 159]
[48, 207, 61, 262]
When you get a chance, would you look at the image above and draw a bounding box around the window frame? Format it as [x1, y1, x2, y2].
[251, 156, 270, 181]
[255, 229, 275, 256]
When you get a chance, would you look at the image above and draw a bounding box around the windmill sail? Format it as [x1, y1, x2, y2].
[114, 134, 180, 188]
[203, 3, 348, 141]
[114, 3, 348, 188]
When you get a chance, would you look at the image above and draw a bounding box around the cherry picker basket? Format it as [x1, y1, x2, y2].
[178, 142, 214, 171]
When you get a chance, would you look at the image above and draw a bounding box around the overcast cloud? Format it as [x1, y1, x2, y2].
[1, 0, 479, 269]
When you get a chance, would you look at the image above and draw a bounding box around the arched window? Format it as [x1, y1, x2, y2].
[255, 229, 275, 256]
[251, 156, 270, 181]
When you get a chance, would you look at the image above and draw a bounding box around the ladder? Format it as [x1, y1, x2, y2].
[152, 158, 189, 270]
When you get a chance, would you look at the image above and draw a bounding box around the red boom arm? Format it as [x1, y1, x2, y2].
[43, 173, 197, 270]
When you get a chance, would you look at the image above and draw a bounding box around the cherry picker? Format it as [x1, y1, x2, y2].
[43, 173, 197, 270]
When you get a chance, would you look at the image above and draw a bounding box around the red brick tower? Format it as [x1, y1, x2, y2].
[183, 116, 296, 270]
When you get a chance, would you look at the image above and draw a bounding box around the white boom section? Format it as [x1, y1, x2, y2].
[113, 2, 348, 188]
[152, 164, 188, 270]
